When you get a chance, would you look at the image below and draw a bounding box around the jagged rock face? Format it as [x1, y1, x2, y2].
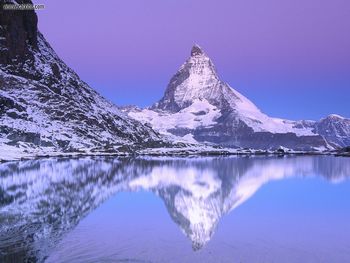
[128, 45, 343, 150]
[152, 45, 239, 113]
[0, 0, 162, 155]
[314, 115, 350, 147]
[0, 0, 38, 69]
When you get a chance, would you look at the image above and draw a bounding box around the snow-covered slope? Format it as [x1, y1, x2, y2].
[150, 45, 311, 136]
[0, 0, 163, 159]
[1, 1, 347, 156]
[314, 114, 350, 147]
[125, 45, 349, 150]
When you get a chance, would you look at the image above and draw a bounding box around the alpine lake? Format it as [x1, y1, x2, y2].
[0, 155, 349, 263]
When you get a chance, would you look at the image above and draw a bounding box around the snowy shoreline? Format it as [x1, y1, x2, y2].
[0, 147, 345, 163]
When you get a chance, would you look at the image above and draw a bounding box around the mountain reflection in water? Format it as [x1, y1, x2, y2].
[0, 156, 349, 262]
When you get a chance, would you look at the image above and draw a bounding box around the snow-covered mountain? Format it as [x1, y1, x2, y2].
[125, 45, 350, 150]
[0, 0, 163, 159]
[314, 114, 350, 147]
[1, 1, 348, 158]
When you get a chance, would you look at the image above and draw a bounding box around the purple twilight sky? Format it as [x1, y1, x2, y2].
[35, 0, 350, 120]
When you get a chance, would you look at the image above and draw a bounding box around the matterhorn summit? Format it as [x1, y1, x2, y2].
[152, 44, 261, 117]
[152, 44, 231, 112]
[126, 45, 350, 150]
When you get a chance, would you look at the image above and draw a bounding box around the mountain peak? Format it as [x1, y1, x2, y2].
[326, 114, 345, 120]
[151, 44, 256, 113]
[191, 44, 205, 56]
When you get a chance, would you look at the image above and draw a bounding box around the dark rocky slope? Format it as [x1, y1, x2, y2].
[0, 0, 163, 158]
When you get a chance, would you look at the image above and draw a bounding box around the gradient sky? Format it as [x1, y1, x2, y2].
[35, 0, 350, 120]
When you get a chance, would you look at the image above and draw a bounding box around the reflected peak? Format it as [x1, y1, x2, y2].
[0, 156, 349, 261]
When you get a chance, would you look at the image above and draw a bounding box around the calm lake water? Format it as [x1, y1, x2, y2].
[0, 156, 349, 263]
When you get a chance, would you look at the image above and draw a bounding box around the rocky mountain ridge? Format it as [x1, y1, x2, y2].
[0, 0, 164, 159]
[0, 1, 349, 159]
[126, 45, 350, 150]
